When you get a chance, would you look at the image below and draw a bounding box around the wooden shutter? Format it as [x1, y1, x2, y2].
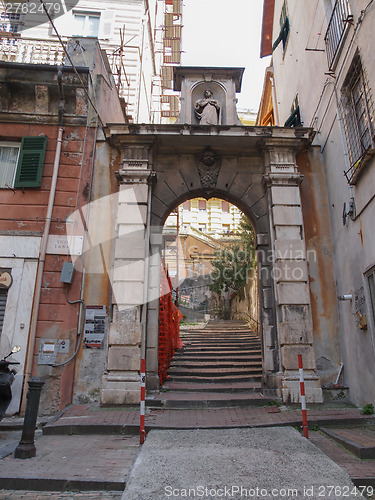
[14, 136, 47, 188]
[98, 10, 115, 40]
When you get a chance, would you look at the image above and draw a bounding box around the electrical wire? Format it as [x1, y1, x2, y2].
[48, 285, 86, 367]
[38, 0, 104, 127]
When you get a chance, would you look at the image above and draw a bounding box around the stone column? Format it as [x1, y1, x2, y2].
[257, 232, 277, 392]
[263, 143, 323, 403]
[101, 144, 154, 405]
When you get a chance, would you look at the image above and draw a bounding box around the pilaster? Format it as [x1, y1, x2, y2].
[100, 143, 154, 405]
[263, 144, 323, 403]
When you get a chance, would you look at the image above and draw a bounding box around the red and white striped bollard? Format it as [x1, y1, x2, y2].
[298, 354, 309, 439]
[140, 358, 146, 444]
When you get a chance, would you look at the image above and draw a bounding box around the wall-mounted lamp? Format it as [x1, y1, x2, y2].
[338, 294, 352, 301]
[342, 201, 355, 225]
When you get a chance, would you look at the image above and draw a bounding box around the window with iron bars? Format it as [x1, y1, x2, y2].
[324, 0, 352, 71]
[341, 52, 375, 184]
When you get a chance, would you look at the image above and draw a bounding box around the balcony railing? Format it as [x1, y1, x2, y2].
[324, 0, 352, 70]
[0, 36, 65, 65]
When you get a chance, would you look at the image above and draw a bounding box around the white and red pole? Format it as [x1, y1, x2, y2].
[140, 358, 146, 444]
[298, 354, 309, 439]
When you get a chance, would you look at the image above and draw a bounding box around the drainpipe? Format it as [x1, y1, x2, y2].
[270, 76, 280, 126]
[22, 68, 65, 411]
[140, 173, 154, 364]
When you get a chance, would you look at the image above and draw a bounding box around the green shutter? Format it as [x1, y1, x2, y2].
[284, 106, 301, 127]
[14, 136, 47, 188]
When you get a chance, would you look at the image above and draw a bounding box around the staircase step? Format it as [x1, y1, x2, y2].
[146, 392, 268, 409]
[162, 381, 262, 392]
[172, 355, 262, 363]
[170, 361, 262, 369]
[168, 374, 262, 383]
[175, 350, 262, 357]
[169, 366, 261, 375]
[160, 321, 264, 406]
[179, 347, 261, 353]
[320, 426, 375, 459]
[181, 334, 258, 339]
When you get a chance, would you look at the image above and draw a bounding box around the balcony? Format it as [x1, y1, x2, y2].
[324, 0, 353, 71]
[0, 35, 65, 65]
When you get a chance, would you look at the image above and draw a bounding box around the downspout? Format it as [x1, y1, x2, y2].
[270, 76, 280, 126]
[140, 173, 154, 363]
[137, 14, 147, 122]
[22, 67, 65, 410]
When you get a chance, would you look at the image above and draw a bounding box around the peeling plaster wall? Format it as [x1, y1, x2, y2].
[298, 147, 341, 386]
[72, 139, 120, 404]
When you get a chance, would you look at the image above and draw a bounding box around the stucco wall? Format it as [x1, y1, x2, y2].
[269, 0, 375, 405]
[230, 267, 259, 333]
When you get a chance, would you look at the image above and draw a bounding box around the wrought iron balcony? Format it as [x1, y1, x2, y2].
[324, 0, 353, 70]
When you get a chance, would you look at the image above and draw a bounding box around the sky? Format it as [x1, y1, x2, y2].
[180, 0, 271, 112]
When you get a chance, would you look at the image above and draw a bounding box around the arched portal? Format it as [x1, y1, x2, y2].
[100, 67, 323, 405]
[100, 122, 323, 405]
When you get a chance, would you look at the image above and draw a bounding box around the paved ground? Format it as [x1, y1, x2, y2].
[42, 403, 374, 434]
[1, 404, 374, 498]
[122, 427, 367, 500]
[0, 492, 122, 499]
[0, 432, 139, 493]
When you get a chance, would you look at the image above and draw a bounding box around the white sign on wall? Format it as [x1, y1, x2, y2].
[46, 235, 84, 256]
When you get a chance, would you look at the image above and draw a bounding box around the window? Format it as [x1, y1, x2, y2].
[198, 200, 206, 211]
[221, 201, 229, 213]
[324, 0, 352, 71]
[0, 136, 47, 189]
[341, 53, 375, 184]
[0, 143, 20, 188]
[52, 10, 114, 39]
[73, 12, 100, 37]
[0, 11, 21, 45]
[183, 201, 191, 211]
[285, 95, 302, 127]
[222, 224, 230, 233]
[272, 0, 290, 53]
[198, 224, 206, 232]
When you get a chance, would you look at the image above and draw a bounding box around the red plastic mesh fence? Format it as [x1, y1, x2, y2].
[158, 261, 184, 385]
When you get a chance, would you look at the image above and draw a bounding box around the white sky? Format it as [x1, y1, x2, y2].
[180, 0, 271, 112]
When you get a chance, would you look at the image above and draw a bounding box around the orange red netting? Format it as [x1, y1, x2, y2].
[158, 261, 184, 385]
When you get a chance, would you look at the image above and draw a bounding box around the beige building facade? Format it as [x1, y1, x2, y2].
[259, 0, 375, 406]
[0, 0, 182, 123]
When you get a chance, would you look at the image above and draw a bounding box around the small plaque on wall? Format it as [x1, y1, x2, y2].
[84, 305, 106, 348]
[46, 235, 84, 256]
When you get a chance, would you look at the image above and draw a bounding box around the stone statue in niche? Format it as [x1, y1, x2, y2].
[194, 89, 221, 125]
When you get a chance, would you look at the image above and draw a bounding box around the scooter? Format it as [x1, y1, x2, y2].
[0, 345, 21, 421]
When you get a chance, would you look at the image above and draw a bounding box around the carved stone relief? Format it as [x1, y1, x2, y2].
[194, 147, 221, 188]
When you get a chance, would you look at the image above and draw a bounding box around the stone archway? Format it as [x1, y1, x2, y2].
[100, 67, 323, 405]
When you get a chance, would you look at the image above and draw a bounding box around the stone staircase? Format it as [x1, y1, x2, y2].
[146, 320, 269, 409]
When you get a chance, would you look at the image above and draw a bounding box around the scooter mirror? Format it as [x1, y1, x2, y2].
[11, 345, 21, 354]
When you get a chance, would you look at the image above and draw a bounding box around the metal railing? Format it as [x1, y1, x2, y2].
[324, 0, 352, 70]
[0, 36, 65, 65]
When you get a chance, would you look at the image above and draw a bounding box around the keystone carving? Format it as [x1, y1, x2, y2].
[195, 147, 221, 188]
